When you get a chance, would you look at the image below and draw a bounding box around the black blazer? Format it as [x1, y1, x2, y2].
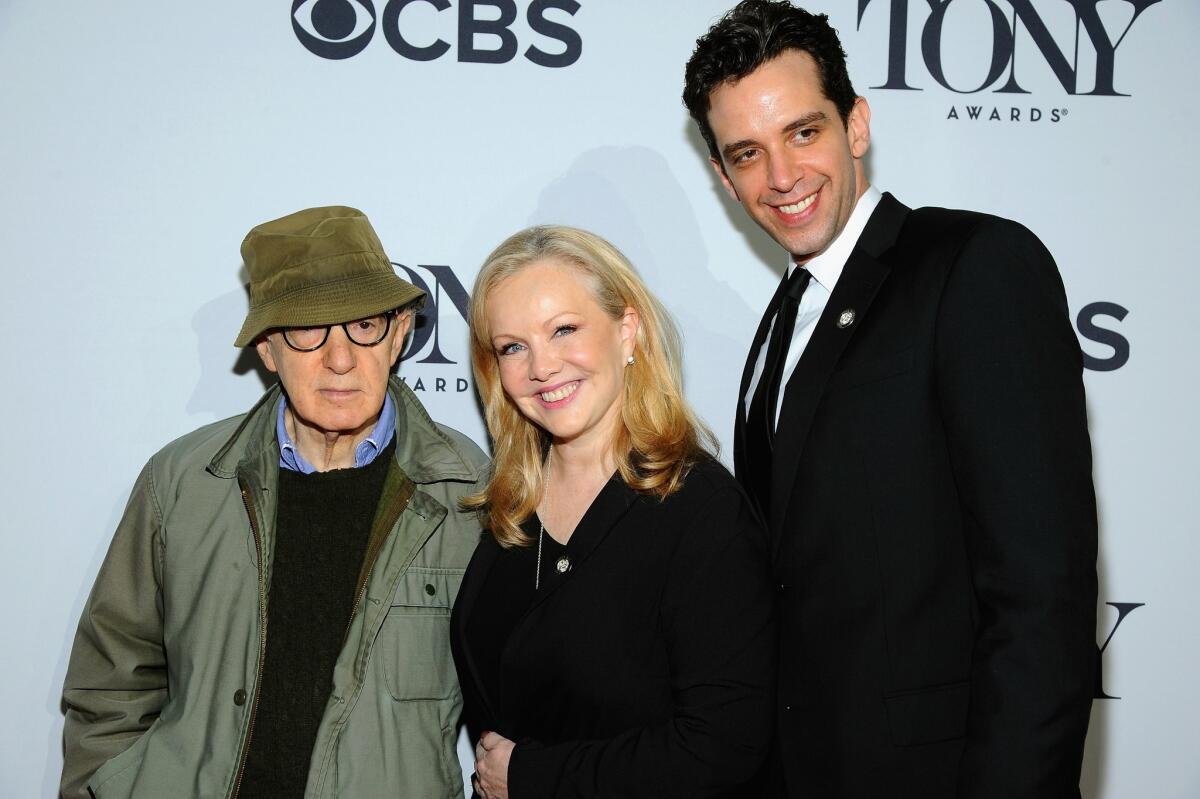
[451, 458, 775, 799]
[734, 194, 1098, 799]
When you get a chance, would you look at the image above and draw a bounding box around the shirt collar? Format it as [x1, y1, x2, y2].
[276, 392, 397, 474]
[787, 185, 883, 292]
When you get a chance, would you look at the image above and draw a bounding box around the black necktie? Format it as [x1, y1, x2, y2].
[745, 267, 812, 515]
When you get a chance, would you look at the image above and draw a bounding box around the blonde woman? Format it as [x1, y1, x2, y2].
[450, 226, 774, 799]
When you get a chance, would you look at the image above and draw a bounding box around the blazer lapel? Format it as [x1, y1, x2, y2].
[528, 475, 638, 610]
[768, 194, 910, 536]
[455, 479, 639, 722]
[452, 537, 502, 724]
[735, 273, 790, 480]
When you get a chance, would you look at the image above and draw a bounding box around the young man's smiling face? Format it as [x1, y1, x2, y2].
[706, 48, 871, 265]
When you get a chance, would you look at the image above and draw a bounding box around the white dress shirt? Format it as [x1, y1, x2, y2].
[745, 185, 883, 427]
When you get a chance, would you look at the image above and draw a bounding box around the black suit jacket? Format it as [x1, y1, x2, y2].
[734, 193, 1098, 798]
[451, 459, 776, 799]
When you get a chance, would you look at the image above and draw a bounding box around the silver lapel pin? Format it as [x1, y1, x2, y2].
[837, 308, 856, 328]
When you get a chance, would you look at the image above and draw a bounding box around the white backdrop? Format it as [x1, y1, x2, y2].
[1, 1, 1195, 796]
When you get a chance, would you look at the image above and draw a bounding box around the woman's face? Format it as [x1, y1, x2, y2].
[486, 258, 638, 449]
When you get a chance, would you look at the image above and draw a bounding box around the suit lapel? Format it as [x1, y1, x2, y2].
[768, 194, 910, 536]
[735, 274, 790, 480]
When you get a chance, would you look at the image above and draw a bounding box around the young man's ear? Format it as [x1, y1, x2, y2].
[847, 96, 872, 160]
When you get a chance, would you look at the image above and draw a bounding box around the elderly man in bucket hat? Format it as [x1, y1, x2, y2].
[61, 206, 487, 799]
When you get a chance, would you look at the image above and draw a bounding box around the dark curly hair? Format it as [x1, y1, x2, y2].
[683, 0, 858, 165]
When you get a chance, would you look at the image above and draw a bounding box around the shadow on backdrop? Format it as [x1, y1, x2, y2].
[681, 121, 784, 282]
[1081, 397, 1114, 798]
[529, 142, 766, 455]
[188, 276, 275, 421]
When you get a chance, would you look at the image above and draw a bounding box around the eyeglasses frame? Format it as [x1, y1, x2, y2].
[277, 309, 402, 353]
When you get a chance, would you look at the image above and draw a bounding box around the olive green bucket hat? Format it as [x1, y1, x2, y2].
[234, 206, 425, 347]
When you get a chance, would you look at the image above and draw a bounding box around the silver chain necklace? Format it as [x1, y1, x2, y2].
[535, 447, 572, 590]
[535, 523, 546, 590]
[535, 447, 550, 591]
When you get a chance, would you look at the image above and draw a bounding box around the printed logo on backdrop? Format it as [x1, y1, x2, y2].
[856, 0, 1164, 123]
[395, 262, 473, 394]
[1095, 601, 1144, 699]
[291, 0, 582, 66]
[1077, 301, 1129, 371]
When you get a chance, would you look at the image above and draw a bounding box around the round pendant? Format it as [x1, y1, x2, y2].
[555, 555, 572, 574]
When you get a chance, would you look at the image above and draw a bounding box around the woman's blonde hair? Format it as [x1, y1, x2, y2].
[463, 225, 716, 547]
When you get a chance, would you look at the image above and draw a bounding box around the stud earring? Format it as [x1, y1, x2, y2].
[626, 355, 635, 366]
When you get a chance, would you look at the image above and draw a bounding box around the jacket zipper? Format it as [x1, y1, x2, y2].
[310, 480, 421, 796]
[340, 510, 404, 648]
[230, 480, 268, 799]
[342, 561, 378, 648]
[341, 481, 420, 647]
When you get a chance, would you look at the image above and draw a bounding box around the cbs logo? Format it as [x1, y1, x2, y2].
[292, 0, 582, 66]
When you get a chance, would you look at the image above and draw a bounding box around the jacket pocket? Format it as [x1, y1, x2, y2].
[826, 347, 914, 394]
[88, 722, 157, 799]
[379, 567, 464, 701]
[883, 680, 969, 746]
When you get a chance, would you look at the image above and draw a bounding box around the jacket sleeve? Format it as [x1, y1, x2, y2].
[933, 219, 1098, 798]
[506, 481, 776, 799]
[61, 461, 169, 799]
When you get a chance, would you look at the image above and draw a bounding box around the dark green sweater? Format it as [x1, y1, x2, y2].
[238, 439, 394, 798]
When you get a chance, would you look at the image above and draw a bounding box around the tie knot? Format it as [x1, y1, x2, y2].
[784, 267, 813, 301]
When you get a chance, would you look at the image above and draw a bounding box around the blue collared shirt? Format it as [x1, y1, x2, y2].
[276, 393, 397, 473]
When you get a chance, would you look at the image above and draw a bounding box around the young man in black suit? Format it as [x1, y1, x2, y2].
[683, 2, 1098, 797]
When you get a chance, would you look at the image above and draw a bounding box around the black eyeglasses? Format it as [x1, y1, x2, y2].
[279, 311, 398, 352]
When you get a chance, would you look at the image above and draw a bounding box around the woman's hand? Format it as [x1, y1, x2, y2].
[473, 730, 515, 799]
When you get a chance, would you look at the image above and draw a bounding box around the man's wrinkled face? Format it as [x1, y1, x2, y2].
[256, 312, 412, 439]
[706, 48, 871, 264]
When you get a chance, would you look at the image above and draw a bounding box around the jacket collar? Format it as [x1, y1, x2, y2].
[530, 473, 637, 606]
[458, 473, 638, 623]
[735, 192, 909, 488]
[766, 192, 909, 532]
[452, 474, 638, 726]
[206, 375, 483, 485]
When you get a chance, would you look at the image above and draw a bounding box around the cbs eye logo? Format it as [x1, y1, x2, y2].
[292, 0, 376, 59]
[291, 0, 582, 66]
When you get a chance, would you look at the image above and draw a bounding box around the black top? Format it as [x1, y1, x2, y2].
[452, 458, 775, 799]
[239, 440, 393, 798]
[465, 518, 569, 706]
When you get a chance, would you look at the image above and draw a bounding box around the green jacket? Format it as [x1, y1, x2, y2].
[62, 377, 487, 799]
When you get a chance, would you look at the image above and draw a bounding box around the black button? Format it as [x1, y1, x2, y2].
[424, 583, 436, 596]
[233, 689, 247, 706]
[778, 583, 786, 592]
